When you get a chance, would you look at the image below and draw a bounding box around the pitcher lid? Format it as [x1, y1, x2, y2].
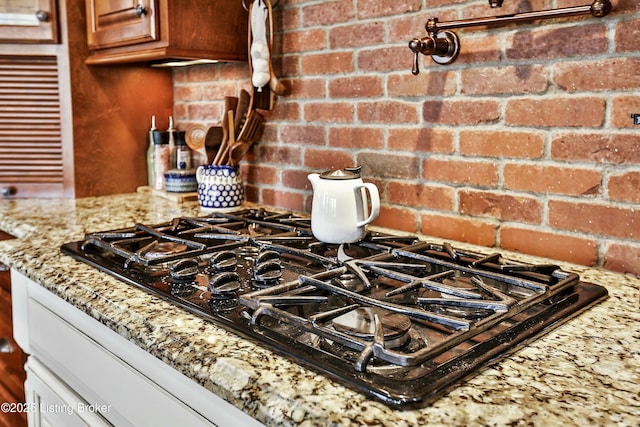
[319, 166, 362, 180]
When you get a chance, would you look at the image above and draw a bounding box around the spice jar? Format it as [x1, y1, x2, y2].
[174, 131, 191, 170]
[146, 115, 156, 187]
[153, 130, 170, 190]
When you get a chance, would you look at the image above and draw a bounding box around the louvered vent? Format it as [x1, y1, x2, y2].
[0, 56, 63, 185]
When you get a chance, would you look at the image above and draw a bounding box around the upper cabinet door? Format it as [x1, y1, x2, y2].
[85, 0, 248, 65]
[0, 0, 59, 44]
[86, 0, 159, 50]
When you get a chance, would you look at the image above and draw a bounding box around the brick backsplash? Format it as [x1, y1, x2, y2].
[172, 0, 640, 276]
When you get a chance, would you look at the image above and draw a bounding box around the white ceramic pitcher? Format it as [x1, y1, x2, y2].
[308, 167, 380, 244]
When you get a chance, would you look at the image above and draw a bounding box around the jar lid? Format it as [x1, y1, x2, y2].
[152, 130, 169, 145]
[319, 166, 362, 180]
[164, 168, 196, 178]
[174, 131, 187, 146]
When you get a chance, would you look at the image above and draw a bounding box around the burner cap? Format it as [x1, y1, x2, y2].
[332, 308, 411, 347]
[145, 242, 188, 260]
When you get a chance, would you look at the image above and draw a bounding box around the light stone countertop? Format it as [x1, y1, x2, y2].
[0, 192, 638, 427]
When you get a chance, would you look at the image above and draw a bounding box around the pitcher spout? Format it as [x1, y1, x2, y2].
[307, 173, 320, 189]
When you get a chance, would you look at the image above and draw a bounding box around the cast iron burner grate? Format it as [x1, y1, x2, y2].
[61, 208, 608, 408]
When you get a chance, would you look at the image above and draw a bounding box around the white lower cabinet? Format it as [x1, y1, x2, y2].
[11, 270, 264, 427]
[25, 358, 111, 427]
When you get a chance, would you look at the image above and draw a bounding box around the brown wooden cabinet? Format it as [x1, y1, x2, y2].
[0, 0, 173, 199]
[85, 0, 248, 65]
[0, 230, 26, 427]
[0, 0, 59, 44]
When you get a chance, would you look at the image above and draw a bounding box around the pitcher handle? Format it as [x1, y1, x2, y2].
[355, 183, 380, 227]
[196, 165, 205, 183]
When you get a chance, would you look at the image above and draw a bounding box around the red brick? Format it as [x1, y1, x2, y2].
[302, 0, 355, 26]
[301, 52, 354, 75]
[328, 76, 383, 98]
[608, 171, 640, 204]
[554, 58, 640, 91]
[608, 0, 640, 13]
[357, 46, 409, 72]
[173, 64, 219, 83]
[244, 183, 260, 204]
[304, 102, 354, 123]
[615, 19, 640, 52]
[329, 127, 384, 149]
[280, 6, 300, 31]
[202, 82, 238, 101]
[549, 200, 640, 240]
[506, 24, 607, 60]
[357, 153, 419, 179]
[611, 96, 640, 128]
[505, 97, 605, 127]
[282, 29, 326, 53]
[461, 65, 548, 95]
[430, 0, 471, 6]
[500, 227, 597, 266]
[459, 130, 544, 158]
[286, 78, 327, 99]
[268, 101, 301, 122]
[604, 243, 640, 276]
[186, 103, 223, 121]
[218, 63, 248, 80]
[280, 55, 299, 77]
[388, 13, 458, 41]
[387, 182, 454, 211]
[375, 206, 419, 233]
[387, 70, 457, 97]
[423, 158, 499, 187]
[257, 144, 302, 165]
[358, 101, 418, 123]
[261, 188, 305, 212]
[388, 128, 454, 153]
[282, 169, 312, 191]
[174, 85, 202, 102]
[423, 100, 500, 125]
[420, 213, 497, 247]
[279, 124, 326, 146]
[459, 190, 543, 224]
[244, 164, 279, 185]
[172, 103, 188, 122]
[551, 133, 640, 164]
[357, 0, 421, 18]
[330, 21, 385, 48]
[304, 148, 355, 171]
[503, 164, 601, 196]
[256, 123, 278, 143]
[457, 36, 501, 64]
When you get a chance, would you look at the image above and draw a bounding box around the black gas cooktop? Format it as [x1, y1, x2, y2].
[61, 208, 608, 408]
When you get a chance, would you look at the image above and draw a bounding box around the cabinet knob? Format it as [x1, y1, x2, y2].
[135, 4, 148, 17]
[35, 10, 49, 22]
[0, 337, 14, 354]
[1, 186, 16, 197]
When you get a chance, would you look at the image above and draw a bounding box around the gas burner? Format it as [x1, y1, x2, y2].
[145, 242, 189, 260]
[331, 308, 412, 349]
